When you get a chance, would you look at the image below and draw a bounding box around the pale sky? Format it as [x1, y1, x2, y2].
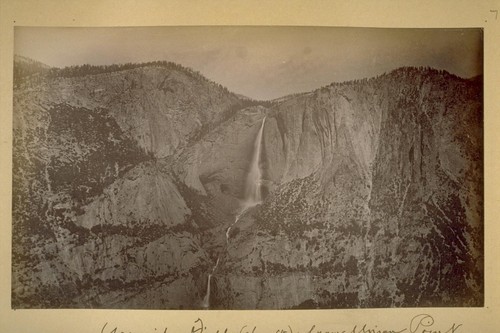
[15, 26, 483, 100]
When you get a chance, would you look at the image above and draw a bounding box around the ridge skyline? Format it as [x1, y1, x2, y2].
[14, 27, 482, 100]
[14, 53, 480, 102]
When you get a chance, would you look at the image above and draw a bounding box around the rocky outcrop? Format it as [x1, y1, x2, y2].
[78, 162, 190, 229]
[14, 63, 243, 158]
[174, 106, 268, 202]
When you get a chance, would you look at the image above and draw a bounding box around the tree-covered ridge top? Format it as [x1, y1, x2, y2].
[47, 60, 209, 81]
[13, 56, 235, 95]
[272, 66, 480, 103]
[321, 66, 476, 91]
[13, 55, 209, 80]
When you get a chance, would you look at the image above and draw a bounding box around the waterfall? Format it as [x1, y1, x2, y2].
[202, 258, 219, 308]
[243, 117, 266, 206]
[201, 274, 212, 308]
[225, 207, 248, 244]
[226, 117, 267, 242]
[203, 117, 266, 309]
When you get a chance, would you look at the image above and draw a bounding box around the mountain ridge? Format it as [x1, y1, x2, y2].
[15, 54, 480, 102]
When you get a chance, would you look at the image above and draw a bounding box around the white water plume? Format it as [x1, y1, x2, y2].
[243, 117, 266, 207]
[201, 257, 219, 308]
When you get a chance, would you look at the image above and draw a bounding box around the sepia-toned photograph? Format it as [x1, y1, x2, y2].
[12, 26, 483, 309]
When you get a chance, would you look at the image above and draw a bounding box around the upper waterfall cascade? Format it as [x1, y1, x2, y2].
[243, 117, 266, 207]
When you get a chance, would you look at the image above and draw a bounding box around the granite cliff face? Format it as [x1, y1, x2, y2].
[12, 59, 482, 309]
[12, 61, 243, 308]
[211, 69, 482, 308]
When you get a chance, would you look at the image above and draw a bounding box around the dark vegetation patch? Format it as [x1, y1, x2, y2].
[12, 103, 150, 271]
